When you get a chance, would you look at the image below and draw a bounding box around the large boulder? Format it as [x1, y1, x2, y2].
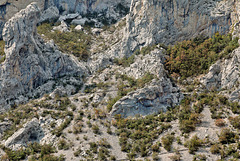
[5, 118, 43, 150]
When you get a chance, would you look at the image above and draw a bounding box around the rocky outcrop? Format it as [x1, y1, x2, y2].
[111, 49, 183, 117]
[0, 0, 44, 39]
[5, 118, 44, 150]
[0, 3, 87, 109]
[0, 0, 131, 39]
[111, 80, 182, 118]
[109, 0, 240, 56]
[201, 47, 240, 102]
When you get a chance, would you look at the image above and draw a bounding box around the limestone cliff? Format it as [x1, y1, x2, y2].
[112, 0, 240, 56]
[0, 3, 87, 110]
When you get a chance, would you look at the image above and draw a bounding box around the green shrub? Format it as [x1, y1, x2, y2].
[152, 152, 160, 161]
[215, 119, 226, 127]
[229, 116, 240, 129]
[151, 143, 160, 152]
[210, 144, 221, 154]
[113, 55, 135, 67]
[52, 116, 73, 137]
[184, 135, 202, 154]
[193, 154, 207, 161]
[219, 128, 236, 144]
[92, 124, 100, 134]
[57, 139, 70, 150]
[161, 133, 175, 151]
[0, 40, 4, 55]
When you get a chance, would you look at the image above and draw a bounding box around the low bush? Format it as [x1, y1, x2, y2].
[219, 128, 236, 144]
[229, 116, 240, 129]
[161, 133, 175, 151]
[210, 144, 221, 154]
[184, 135, 203, 154]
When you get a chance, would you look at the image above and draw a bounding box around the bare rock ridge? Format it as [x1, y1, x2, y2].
[0, 3, 87, 109]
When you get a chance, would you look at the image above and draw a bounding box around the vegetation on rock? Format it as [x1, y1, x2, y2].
[37, 23, 91, 61]
[165, 33, 239, 79]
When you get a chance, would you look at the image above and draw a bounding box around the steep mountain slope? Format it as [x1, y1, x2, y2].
[0, 3, 87, 110]
[0, 0, 240, 160]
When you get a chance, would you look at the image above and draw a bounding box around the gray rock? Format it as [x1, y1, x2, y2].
[40, 6, 59, 23]
[109, 0, 240, 57]
[58, 13, 79, 22]
[0, 3, 88, 109]
[111, 79, 183, 118]
[74, 25, 83, 31]
[0, 0, 131, 39]
[111, 49, 183, 117]
[5, 118, 44, 150]
[201, 47, 240, 102]
[53, 20, 69, 32]
[71, 18, 88, 26]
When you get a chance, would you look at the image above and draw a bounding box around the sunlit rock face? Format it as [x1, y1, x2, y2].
[116, 0, 239, 56]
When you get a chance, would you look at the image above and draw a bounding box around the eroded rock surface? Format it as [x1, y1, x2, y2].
[111, 50, 183, 117]
[201, 48, 240, 102]
[110, 0, 240, 56]
[5, 118, 43, 150]
[0, 3, 87, 109]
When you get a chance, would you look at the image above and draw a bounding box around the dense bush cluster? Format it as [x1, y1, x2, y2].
[165, 33, 239, 79]
[178, 91, 236, 133]
[113, 112, 175, 158]
[1, 143, 64, 161]
[37, 23, 91, 61]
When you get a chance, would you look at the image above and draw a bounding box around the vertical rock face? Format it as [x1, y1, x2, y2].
[0, 0, 44, 39]
[50, 0, 131, 14]
[0, 3, 87, 109]
[116, 0, 240, 56]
